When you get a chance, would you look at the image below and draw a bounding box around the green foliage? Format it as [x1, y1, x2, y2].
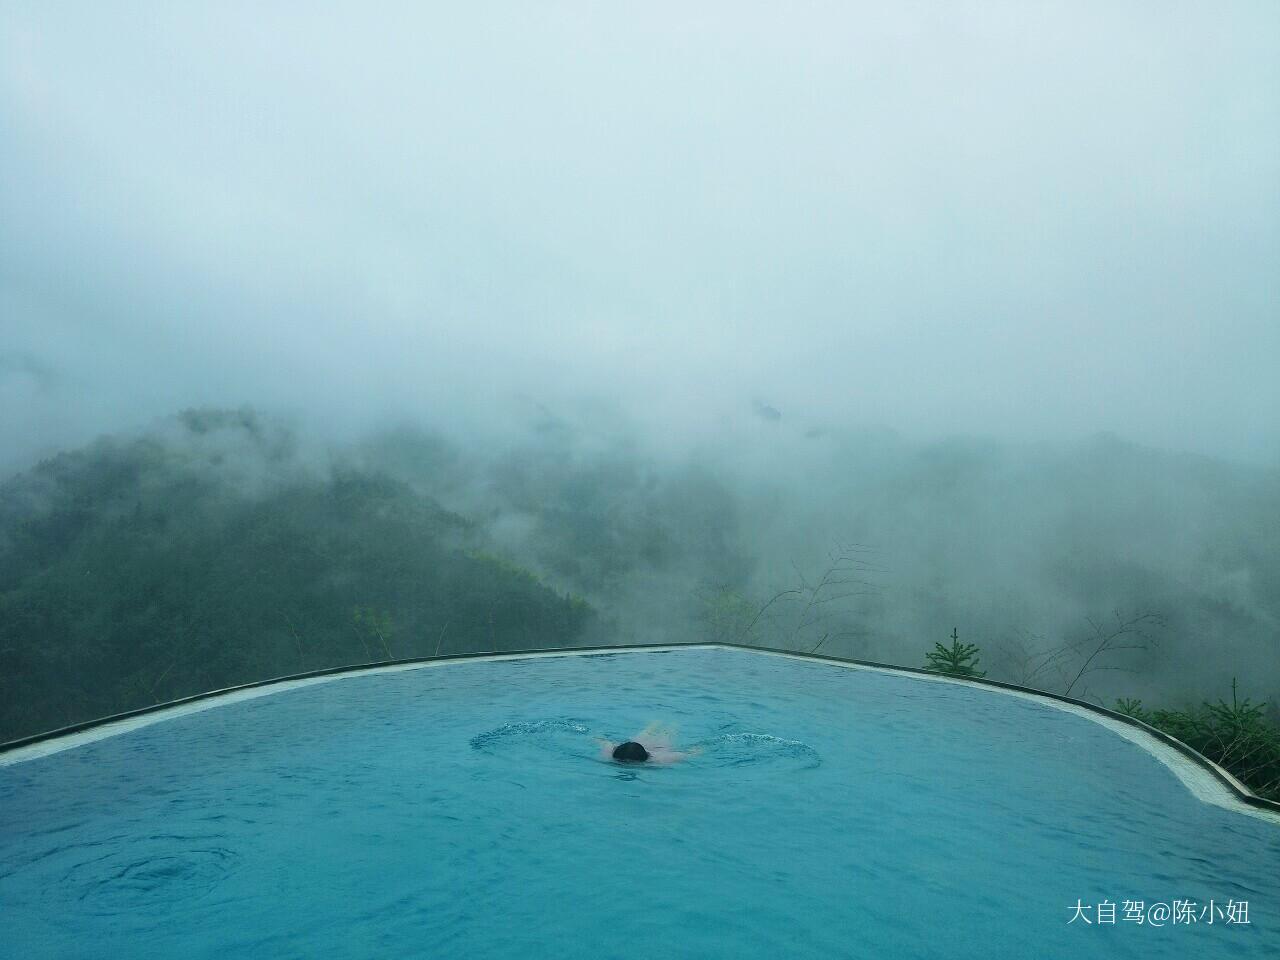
[1113, 697, 1146, 719]
[0, 412, 595, 741]
[1114, 680, 1280, 801]
[924, 627, 986, 678]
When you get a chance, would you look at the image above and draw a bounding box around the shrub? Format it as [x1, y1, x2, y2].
[1114, 680, 1280, 801]
[924, 627, 986, 678]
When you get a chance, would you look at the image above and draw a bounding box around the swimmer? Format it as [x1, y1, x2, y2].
[598, 722, 701, 764]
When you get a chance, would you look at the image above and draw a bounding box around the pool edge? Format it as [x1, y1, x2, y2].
[739, 645, 1280, 826]
[3, 641, 1277, 825]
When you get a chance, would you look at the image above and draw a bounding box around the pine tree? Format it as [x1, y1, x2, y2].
[924, 627, 986, 678]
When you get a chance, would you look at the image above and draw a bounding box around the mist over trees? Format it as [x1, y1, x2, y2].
[361, 406, 1279, 707]
[0, 410, 594, 740]
[2, 406, 1276, 742]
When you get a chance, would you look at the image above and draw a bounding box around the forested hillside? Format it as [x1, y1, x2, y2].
[4, 405, 1278, 745]
[0, 410, 593, 741]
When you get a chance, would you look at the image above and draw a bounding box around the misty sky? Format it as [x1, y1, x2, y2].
[2, 2, 1278, 470]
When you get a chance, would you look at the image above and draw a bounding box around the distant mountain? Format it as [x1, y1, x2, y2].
[4, 405, 1278, 743]
[0, 410, 594, 742]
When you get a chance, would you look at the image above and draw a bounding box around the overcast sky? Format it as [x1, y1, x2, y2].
[2, 2, 1277, 470]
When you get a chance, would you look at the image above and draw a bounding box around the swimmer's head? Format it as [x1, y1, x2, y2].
[612, 741, 650, 763]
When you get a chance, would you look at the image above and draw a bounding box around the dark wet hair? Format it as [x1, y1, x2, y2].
[612, 741, 650, 763]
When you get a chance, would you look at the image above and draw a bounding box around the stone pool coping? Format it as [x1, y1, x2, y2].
[3, 642, 1277, 825]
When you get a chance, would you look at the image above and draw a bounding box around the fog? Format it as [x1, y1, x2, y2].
[4, 2, 1278, 465]
[1, 4, 1278, 722]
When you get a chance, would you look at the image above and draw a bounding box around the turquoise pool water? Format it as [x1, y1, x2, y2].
[2, 647, 1277, 959]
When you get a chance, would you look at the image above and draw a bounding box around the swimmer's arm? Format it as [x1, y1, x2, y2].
[648, 745, 702, 764]
[596, 738, 616, 760]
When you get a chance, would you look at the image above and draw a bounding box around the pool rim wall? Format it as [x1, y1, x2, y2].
[3, 640, 1277, 819]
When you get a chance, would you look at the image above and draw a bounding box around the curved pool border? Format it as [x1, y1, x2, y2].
[2, 641, 1277, 824]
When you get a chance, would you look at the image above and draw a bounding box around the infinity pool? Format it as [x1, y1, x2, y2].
[2, 647, 1277, 959]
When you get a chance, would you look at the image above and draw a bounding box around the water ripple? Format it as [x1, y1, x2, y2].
[58, 835, 239, 913]
[698, 732, 822, 771]
[469, 718, 592, 757]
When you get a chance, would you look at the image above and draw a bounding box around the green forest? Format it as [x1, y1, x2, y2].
[0, 410, 593, 740]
